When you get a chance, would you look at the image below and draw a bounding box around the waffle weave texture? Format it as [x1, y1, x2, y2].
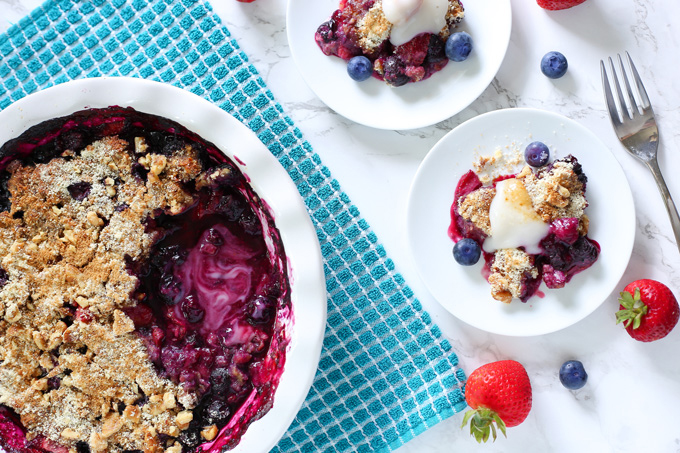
[0, 1, 467, 452]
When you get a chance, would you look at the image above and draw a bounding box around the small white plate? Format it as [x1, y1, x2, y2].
[406, 108, 635, 336]
[0, 77, 327, 452]
[286, 0, 512, 130]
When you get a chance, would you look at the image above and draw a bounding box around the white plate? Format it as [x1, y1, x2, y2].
[0, 77, 327, 452]
[286, 0, 512, 130]
[406, 108, 635, 336]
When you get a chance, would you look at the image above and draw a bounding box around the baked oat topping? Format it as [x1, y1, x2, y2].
[0, 136, 199, 452]
[0, 107, 291, 453]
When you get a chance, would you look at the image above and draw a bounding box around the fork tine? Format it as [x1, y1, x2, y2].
[608, 56, 631, 120]
[617, 53, 640, 116]
[625, 51, 652, 111]
[600, 59, 622, 126]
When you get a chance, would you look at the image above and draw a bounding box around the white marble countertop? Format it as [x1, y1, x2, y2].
[2, 0, 680, 452]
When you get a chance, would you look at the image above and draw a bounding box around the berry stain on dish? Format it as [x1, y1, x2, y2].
[315, 0, 467, 86]
[448, 143, 600, 303]
[0, 107, 291, 453]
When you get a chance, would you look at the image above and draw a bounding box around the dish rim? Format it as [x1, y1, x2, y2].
[0, 76, 327, 452]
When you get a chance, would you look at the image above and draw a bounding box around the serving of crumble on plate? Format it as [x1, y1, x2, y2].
[286, 0, 511, 130]
[406, 108, 635, 336]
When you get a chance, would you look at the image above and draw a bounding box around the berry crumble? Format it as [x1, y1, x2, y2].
[449, 151, 600, 303]
[315, 0, 465, 87]
[0, 107, 291, 453]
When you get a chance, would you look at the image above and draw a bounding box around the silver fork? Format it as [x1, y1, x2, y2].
[601, 52, 680, 252]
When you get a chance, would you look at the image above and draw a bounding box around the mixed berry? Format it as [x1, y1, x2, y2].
[0, 107, 291, 452]
[449, 147, 600, 303]
[315, 0, 465, 86]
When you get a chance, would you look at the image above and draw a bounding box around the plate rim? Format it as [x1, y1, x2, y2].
[406, 107, 636, 336]
[286, 0, 513, 130]
[0, 76, 327, 452]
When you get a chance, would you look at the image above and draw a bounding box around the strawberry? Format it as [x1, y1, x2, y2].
[461, 360, 532, 443]
[616, 279, 679, 342]
[537, 0, 587, 10]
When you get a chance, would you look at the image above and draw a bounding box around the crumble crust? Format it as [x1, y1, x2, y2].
[458, 187, 495, 236]
[0, 136, 204, 452]
[488, 249, 537, 304]
[355, 0, 465, 53]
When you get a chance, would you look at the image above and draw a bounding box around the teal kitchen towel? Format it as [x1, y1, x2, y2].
[0, 1, 467, 451]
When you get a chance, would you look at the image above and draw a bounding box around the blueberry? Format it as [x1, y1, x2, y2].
[559, 360, 588, 390]
[541, 51, 568, 79]
[178, 429, 202, 448]
[426, 35, 446, 63]
[203, 399, 231, 424]
[452, 238, 481, 266]
[524, 141, 550, 167]
[246, 295, 275, 325]
[445, 32, 473, 62]
[67, 181, 92, 201]
[382, 56, 409, 87]
[210, 367, 231, 394]
[347, 56, 373, 82]
[181, 294, 205, 324]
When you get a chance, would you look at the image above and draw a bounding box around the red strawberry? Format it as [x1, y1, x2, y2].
[461, 360, 532, 443]
[616, 279, 679, 342]
[537, 0, 587, 10]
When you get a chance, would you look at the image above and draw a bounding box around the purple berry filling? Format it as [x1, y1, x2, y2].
[314, 0, 454, 86]
[0, 107, 292, 453]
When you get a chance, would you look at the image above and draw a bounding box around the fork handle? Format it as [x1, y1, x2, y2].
[646, 158, 680, 252]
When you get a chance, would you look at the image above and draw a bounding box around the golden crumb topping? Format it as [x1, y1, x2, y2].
[488, 249, 538, 303]
[459, 187, 495, 236]
[0, 136, 204, 452]
[355, 0, 464, 52]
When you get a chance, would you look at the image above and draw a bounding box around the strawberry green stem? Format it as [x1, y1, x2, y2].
[616, 288, 648, 330]
[461, 407, 507, 443]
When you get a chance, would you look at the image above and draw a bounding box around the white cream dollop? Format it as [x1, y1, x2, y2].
[484, 178, 550, 254]
[381, 0, 449, 46]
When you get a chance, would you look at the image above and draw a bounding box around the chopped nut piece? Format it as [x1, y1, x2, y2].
[175, 410, 193, 430]
[75, 295, 91, 308]
[61, 428, 81, 440]
[4, 305, 21, 323]
[201, 424, 219, 441]
[101, 412, 124, 438]
[89, 432, 108, 452]
[135, 136, 148, 154]
[165, 444, 182, 453]
[87, 211, 105, 227]
[32, 378, 48, 391]
[123, 404, 142, 423]
[163, 392, 176, 410]
[32, 331, 48, 350]
[150, 154, 167, 176]
[62, 229, 76, 244]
